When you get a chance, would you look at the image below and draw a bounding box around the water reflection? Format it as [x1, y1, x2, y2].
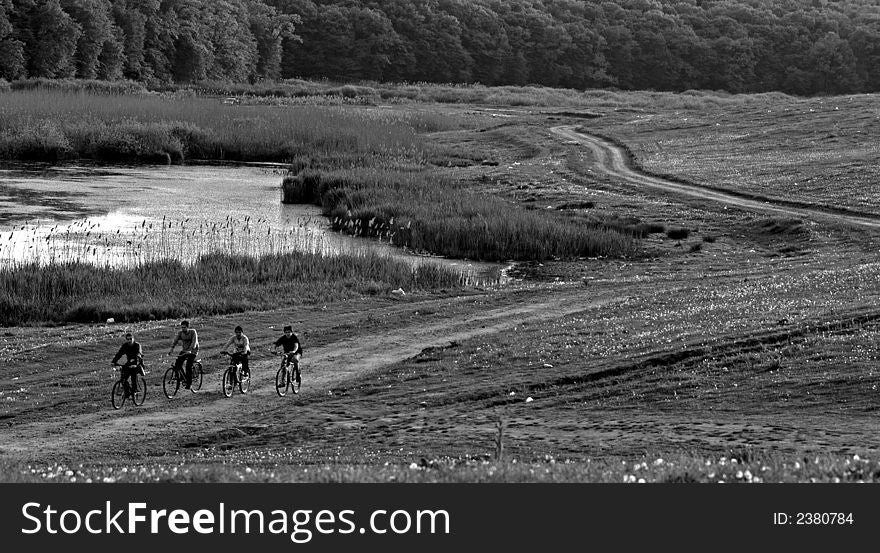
[0, 164, 507, 285]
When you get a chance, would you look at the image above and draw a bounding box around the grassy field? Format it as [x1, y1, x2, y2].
[580, 94, 880, 213]
[2, 85, 880, 482]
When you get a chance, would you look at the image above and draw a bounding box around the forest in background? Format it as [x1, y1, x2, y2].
[1, 0, 880, 95]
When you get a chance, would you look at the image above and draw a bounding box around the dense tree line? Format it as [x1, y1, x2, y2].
[269, 0, 880, 95]
[3, 0, 880, 95]
[0, 0, 298, 83]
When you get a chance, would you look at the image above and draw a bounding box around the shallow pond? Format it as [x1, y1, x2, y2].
[0, 163, 505, 284]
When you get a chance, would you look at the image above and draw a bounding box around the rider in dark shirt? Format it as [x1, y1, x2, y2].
[272, 325, 302, 375]
[111, 332, 143, 395]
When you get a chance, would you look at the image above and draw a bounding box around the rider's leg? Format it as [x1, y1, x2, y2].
[120, 365, 132, 396]
[292, 353, 301, 381]
[184, 354, 195, 387]
[127, 362, 138, 393]
[241, 353, 250, 378]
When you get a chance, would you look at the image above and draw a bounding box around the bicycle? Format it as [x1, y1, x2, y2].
[162, 353, 204, 399]
[221, 351, 250, 398]
[274, 351, 301, 397]
[111, 363, 146, 410]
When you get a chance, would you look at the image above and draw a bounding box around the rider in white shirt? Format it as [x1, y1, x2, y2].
[222, 325, 251, 378]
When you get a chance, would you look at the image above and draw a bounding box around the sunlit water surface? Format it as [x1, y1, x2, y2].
[0, 164, 505, 285]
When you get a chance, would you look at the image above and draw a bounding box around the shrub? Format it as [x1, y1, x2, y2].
[632, 222, 666, 237]
[0, 119, 72, 160]
[666, 227, 690, 240]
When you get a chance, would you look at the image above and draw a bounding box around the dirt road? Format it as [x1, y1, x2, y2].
[551, 125, 880, 229]
[0, 287, 629, 459]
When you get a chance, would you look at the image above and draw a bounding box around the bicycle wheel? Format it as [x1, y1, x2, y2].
[111, 380, 125, 410]
[222, 367, 235, 398]
[163, 367, 179, 399]
[275, 365, 289, 397]
[291, 364, 301, 394]
[238, 366, 250, 394]
[132, 374, 147, 406]
[190, 362, 204, 392]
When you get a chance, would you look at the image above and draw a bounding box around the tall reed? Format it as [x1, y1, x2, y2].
[0, 89, 447, 163]
[0, 250, 465, 326]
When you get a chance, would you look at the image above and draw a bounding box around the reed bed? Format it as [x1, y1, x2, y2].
[282, 168, 636, 261]
[0, 213, 501, 325]
[0, 249, 466, 326]
[0, 89, 452, 163]
[0, 216, 339, 268]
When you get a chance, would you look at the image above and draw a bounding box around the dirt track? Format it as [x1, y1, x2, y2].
[0, 287, 630, 459]
[551, 125, 880, 229]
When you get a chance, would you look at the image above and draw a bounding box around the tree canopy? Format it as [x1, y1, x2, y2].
[3, 0, 880, 95]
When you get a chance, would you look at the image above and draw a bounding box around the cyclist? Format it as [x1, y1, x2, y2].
[168, 320, 199, 388]
[272, 325, 302, 379]
[111, 332, 143, 396]
[222, 325, 251, 379]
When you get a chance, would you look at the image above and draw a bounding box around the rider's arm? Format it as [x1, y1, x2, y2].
[169, 331, 180, 353]
[133, 342, 142, 361]
[243, 336, 251, 354]
[111, 345, 124, 365]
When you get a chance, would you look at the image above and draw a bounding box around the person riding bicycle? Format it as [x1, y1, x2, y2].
[222, 325, 251, 379]
[111, 332, 143, 396]
[168, 320, 199, 389]
[272, 325, 302, 377]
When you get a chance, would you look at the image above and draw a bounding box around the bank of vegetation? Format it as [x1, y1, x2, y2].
[282, 168, 636, 262]
[0, 251, 464, 326]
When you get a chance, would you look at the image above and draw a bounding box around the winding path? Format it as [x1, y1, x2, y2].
[0, 290, 631, 458]
[551, 125, 880, 229]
